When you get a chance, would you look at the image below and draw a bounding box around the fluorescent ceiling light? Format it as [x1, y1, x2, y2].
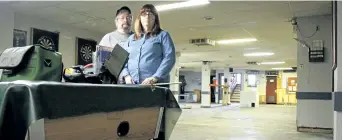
[260, 61, 285, 65]
[272, 67, 293, 70]
[244, 52, 274, 57]
[156, 0, 210, 12]
[216, 38, 257, 44]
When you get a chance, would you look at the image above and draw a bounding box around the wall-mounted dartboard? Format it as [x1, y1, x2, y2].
[76, 37, 97, 65]
[31, 28, 59, 51]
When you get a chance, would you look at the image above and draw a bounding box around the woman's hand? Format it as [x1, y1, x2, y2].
[124, 76, 133, 84]
[142, 77, 158, 85]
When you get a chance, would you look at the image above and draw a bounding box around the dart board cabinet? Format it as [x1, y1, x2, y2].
[76, 37, 97, 65]
[31, 28, 59, 52]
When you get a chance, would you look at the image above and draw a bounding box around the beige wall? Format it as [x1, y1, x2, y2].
[277, 71, 297, 104]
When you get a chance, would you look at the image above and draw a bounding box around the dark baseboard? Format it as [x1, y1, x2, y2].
[334, 92, 342, 112]
[296, 92, 332, 100]
[297, 126, 333, 134]
[200, 105, 211, 108]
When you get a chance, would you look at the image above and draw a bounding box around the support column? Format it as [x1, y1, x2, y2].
[296, 14, 333, 131]
[333, 1, 342, 140]
[170, 52, 181, 103]
[214, 72, 219, 103]
[0, 4, 14, 51]
[201, 61, 211, 108]
[223, 68, 232, 104]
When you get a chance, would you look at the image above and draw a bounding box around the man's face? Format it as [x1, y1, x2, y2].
[115, 11, 132, 30]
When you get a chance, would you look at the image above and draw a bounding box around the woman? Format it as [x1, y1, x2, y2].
[121, 4, 176, 85]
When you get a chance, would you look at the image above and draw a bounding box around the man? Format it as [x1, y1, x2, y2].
[99, 6, 133, 84]
[99, 6, 133, 48]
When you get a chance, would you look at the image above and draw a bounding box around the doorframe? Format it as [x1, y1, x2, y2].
[266, 76, 278, 104]
[218, 73, 224, 101]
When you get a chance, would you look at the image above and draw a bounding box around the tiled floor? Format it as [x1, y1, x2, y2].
[169, 103, 333, 140]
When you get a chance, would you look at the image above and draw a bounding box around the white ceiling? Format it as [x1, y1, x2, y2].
[6, 1, 332, 71]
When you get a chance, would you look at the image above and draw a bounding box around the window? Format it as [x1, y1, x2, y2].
[236, 74, 242, 84]
[230, 73, 242, 84]
[247, 74, 257, 87]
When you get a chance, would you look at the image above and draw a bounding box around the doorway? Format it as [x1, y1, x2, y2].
[210, 75, 216, 103]
[179, 75, 186, 99]
[266, 76, 277, 104]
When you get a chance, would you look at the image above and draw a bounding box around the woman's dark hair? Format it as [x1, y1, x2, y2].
[134, 4, 162, 40]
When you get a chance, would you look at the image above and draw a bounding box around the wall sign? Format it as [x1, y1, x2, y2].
[76, 37, 97, 65]
[309, 47, 325, 62]
[265, 71, 279, 76]
[246, 70, 259, 74]
[31, 28, 59, 51]
[287, 77, 297, 92]
[309, 40, 325, 62]
[13, 29, 27, 47]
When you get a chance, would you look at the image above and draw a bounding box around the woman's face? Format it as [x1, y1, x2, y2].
[140, 11, 155, 31]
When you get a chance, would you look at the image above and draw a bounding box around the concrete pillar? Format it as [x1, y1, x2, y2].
[201, 61, 211, 108]
[296, 14, 333, 131]
[0, 5, 14, 51]
[170, 52, 181, 103]
[333, 1, 342, 140]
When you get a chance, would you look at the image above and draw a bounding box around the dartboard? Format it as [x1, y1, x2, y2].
[80, 44, 93, 62]
[37, 36, 55, 50]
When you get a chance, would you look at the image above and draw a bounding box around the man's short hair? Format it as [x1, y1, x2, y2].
[116, 6, 131, 17]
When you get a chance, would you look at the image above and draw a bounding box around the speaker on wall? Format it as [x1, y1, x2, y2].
[229, 67, 233, 72]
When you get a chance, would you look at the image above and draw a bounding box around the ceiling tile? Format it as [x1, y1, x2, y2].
[55, 1, 125, 13]
[71, 21, 113, 34]
[10, 1, 61, 12]
[22, 6, 91, 25]
[85, 1, 174, 20]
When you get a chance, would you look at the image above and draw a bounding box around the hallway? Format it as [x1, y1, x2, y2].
[170, 104, 333, 140]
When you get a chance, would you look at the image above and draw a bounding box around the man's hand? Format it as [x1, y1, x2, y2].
[124, 75, 133, 84]
[142, 77, 158, 85]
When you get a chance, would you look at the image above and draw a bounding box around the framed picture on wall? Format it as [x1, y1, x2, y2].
[31, 28, 59, 51]
[75, 37, 97, 65]
[287, 77, 297, 92]
[13, 29, 27, 47]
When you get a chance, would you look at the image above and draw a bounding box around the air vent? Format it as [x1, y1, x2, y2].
[189, 38, 215, 46]
[283, 67, 297, 73]
[246, 62, 260, 65]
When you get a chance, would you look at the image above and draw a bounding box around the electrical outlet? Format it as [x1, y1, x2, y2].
[316, 25, 320, 31]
